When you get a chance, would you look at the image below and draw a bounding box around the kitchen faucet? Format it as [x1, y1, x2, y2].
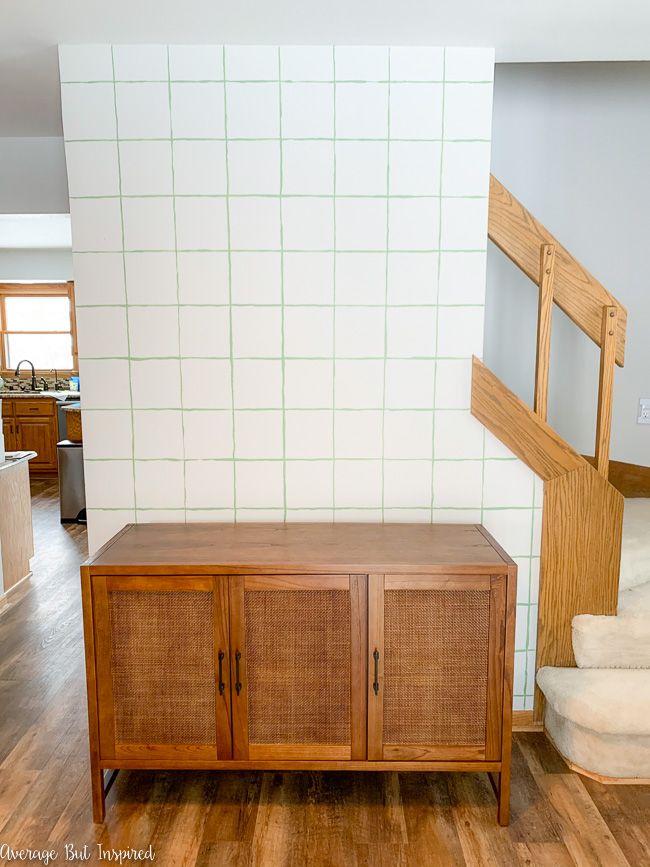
[14, 359, 37, 391]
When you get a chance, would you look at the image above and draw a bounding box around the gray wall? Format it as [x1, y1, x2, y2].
[487, 62, 650, 465]
[0, 136, 72, 280]
[0, 137, 69, 213]
[0, 248, 72, 280]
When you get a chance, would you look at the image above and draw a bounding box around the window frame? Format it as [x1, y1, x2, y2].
[0, 282, 78, 375]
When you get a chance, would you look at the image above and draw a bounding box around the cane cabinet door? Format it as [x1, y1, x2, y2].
[367, 574, 506, 762]
[92, 576, 232, 761]
[229, 574, 367, 761]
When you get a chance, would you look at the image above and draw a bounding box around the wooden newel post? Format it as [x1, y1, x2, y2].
[595, 305, 618, 478]
[534, 244, 556, 421]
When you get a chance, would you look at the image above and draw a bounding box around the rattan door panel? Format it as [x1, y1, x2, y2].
[229, 574, 367, 761]
[368, 574, 505, 761]
[92, 575, 232, 761]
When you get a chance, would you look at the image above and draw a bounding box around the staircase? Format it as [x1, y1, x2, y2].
[539, 498, 650, 780]
[475, 176, 648, 779]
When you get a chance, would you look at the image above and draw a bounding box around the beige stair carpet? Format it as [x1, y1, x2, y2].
[573, 578, 650, 668]
[537, 666, 650, 778]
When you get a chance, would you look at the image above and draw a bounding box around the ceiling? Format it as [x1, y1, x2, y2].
[1, 0, 650, 136]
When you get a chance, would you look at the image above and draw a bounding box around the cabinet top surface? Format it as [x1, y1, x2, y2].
[0, 451, 37, 472]
[87, 522, 514, 573]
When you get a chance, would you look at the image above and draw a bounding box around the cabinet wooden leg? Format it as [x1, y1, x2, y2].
[90, 761, 106, 824]
[497, 767, 511, 827]
[488, 769, 511, 826]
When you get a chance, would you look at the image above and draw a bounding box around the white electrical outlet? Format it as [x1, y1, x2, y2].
[638, 399, 650, 425]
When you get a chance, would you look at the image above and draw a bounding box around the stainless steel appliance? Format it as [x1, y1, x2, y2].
[57, 440, 86, 523]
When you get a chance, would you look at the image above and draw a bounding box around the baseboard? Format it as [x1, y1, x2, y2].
[583, 454, 650, 498]
[512, 710, 543, 732]
[0, 571, 32, 614]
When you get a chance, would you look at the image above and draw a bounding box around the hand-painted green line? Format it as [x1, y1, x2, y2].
[480, 428, 487, 528]
[74, 248, 488, 254]
[70, 193, 487, 200]
[88, 504, 515, 514]
[78, 354, 478, 361]
[381, 50, 391, 522]
[430, 48, 446, 523]
[84, 455, 518, 468]
[110, 45, 138, 515]
[65, 136, 491, 144]
[63, 77, 493, 86]
[167, 45, 188, 522]
[85, 506, 501, 516]
[278, 47, 288, 521]
[81, 405, 498, 414]
[76, 302, 485, 309]
[523, 483, 540, 698]
[82, 352, 478, 361]
[331, 45, 338, 510]
[222, 45, 238, 521]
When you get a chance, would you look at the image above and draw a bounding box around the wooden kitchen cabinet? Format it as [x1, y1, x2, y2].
[82, 523, 516, 826]
[15, 417, 57, 472]
[1, 399, 15, 451]
[1, 398, 58, 474]
[2, 417, 16, 451]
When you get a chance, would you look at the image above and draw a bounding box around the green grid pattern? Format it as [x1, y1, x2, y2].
[61, 43, 538, 710]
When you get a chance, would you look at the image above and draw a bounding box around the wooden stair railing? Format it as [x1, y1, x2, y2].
[488, 176, 627, 366]
[474, 176, 628, 722]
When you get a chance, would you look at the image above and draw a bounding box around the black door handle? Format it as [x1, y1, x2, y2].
[235, 649, 242, 696]
[218, 650, 225, 695]
[373, 649, 380, 696]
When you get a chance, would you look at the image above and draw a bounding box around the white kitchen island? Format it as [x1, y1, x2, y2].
[0, 451, 36, 608]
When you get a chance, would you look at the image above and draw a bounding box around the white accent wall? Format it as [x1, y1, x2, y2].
[59, 44, 540, 711]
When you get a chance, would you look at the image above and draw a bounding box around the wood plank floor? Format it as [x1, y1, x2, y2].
[1, 480, 649, 866]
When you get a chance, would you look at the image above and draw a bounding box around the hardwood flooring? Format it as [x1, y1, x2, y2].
[1, 480, 649, 866]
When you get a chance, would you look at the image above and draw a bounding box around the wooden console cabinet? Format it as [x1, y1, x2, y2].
[81, 523, 516, 825]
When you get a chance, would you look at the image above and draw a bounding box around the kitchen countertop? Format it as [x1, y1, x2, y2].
[0, 451, 36, 472]
[1, 391, 80, 401]
[0, 450, 36, 600]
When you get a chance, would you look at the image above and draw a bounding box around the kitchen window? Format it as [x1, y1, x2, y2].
[0, 282, 78, 373]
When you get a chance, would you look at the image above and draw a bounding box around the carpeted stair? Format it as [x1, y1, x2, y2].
[537, 499, 650, 779]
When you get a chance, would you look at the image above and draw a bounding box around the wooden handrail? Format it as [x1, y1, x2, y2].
[471, 358, 584, 481]
[488, 175, 627, 366]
